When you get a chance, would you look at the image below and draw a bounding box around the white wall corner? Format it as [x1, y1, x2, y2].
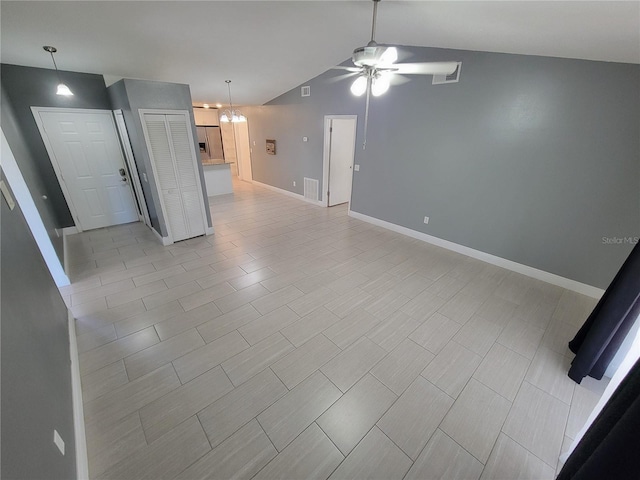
[1, 128, 70, 287]
[348, 209, 604, 299]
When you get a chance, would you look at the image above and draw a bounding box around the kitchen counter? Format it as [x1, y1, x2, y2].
[202, 158, 226, 166]
[202, 163, 233, 196]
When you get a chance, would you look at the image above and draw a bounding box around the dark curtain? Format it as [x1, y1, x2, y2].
[568, 243, 640, 383]
[556, 355, 640, 480]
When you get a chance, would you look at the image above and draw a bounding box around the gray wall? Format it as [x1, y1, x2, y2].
[247, 47, 640, 289]
[1, 171, 76, 480]
[108, 80, 161, 232]
[246, 69, 363, 194]
[108, 79, 212, 237]
[1, 64, 112, 262]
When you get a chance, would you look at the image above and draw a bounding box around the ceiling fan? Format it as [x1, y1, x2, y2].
[333, 0, 459, 148]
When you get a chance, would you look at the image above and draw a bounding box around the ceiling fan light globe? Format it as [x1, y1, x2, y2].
[350, 76, 368, 96]
[371, 75, 390, 96]
[56, 83, 74, 96]
[379, 46, 398, 66]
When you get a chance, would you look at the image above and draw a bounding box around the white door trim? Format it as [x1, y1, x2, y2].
[113, 110, 151, 227]
[138, 109, 210, 245]
[31, 107, 139, 232]
[235, 121, 253, 182]
[322, 115, 357, 207]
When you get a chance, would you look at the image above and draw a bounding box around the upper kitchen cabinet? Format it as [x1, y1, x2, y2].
[193, 107, 219, 126]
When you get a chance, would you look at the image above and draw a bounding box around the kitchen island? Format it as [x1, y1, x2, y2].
[202, 161, 233, 196]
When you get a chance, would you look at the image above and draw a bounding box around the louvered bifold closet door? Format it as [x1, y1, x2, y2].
[167, 115, 205, 238]
[143, 114, 189, 241]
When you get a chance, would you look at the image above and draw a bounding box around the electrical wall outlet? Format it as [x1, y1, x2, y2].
[293, 181, 296, 187]
[423, 216, 430, 224]
[354, 164, 360, 171]
[302, 136, 308, 142]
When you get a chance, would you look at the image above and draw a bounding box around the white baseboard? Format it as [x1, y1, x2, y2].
[149, 225, 172, 246]
[68, 311, 89, 480]
[348, 210, 604, 299]
[149, 224, 213, 243]
[252, 180, 325, 207]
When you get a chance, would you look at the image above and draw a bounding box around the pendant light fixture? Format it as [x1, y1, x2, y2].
[219, 80, 246, 123]
[43, 46, 73, 96]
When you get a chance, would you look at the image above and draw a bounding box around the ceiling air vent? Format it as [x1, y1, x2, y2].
[432, 62, 462, 85]
[301, 86, 311, 97]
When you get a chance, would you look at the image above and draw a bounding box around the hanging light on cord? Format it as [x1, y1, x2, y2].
[219, 80, 246, 123]
[43, 46, 73, 96]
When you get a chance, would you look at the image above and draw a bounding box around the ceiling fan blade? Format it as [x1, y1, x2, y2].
[331, 66, 361, 72]
[327, 71, 359, 84]
[393, 62, 459, 75]
[389, 74, 410, 86]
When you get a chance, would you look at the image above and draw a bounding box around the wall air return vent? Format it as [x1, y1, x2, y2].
[304, 177, 319, 202]
[301, 86, 311, 97]
[432, 62, 462, 85]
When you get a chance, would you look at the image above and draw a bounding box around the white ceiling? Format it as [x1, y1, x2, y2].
[1, 1, 639, 106]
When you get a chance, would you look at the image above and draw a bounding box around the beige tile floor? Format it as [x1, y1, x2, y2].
[63, 179, 609, 480]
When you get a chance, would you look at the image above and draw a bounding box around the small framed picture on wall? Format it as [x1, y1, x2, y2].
[266, 139, 276, 155]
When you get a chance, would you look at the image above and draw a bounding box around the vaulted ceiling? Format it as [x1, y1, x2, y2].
[2, 1, 639, 106]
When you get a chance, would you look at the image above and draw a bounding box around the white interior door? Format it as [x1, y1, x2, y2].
[33, 108, 139, 230]
[234, 121, 252, 182]
[327, 117, 357, 206]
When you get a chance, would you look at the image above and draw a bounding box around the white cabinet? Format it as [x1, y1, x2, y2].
[140, 111, 208, 242]
[193, 108, 219, 126]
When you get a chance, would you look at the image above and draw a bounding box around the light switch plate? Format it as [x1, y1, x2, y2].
[354, 164, 360, 172]
[0, 180, 15, 210]
[53, 430, 65, 455]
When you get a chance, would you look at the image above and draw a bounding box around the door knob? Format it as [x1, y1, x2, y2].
[119, 168, 126, 176]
